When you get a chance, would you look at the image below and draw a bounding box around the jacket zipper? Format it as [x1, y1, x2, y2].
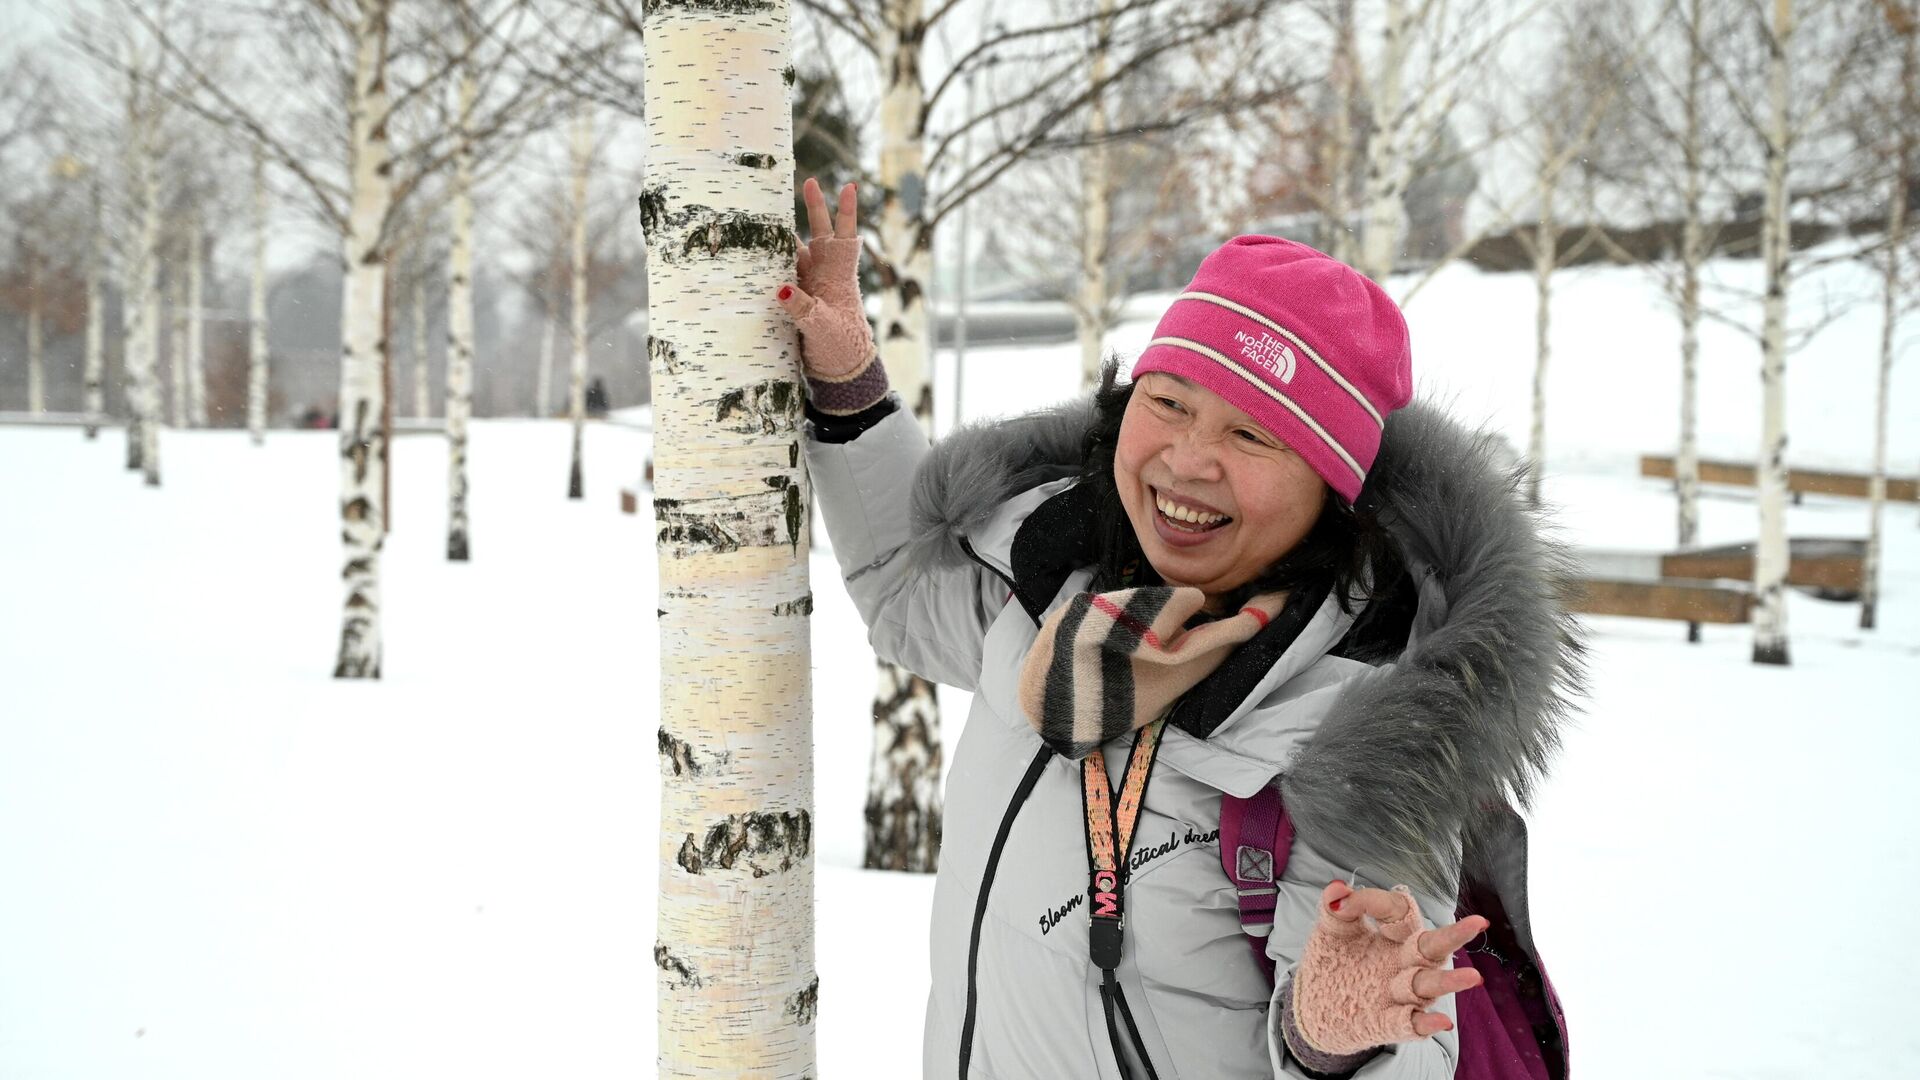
[957, 744, 1054, 1078]
[957, 534, 1020, 601]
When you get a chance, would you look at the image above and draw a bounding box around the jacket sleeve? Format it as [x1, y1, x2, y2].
[805, 397, 1014, 692]
[1264, 831, 1461, 1079]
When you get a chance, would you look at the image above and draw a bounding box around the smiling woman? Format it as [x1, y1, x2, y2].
[783, 181, 1579, 1080]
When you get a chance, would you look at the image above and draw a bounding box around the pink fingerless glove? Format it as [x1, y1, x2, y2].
[1286, 886, 1444, 1060]
[779, 236, 886, 416]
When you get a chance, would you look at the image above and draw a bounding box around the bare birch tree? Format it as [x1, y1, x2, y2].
[641, 2, 817, 1074]
[1860, 0, 1916, 628]
[248, 145, 270, 444]
[566, 103, 590, 500]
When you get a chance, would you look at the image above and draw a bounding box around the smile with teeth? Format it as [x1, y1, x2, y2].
[1153, 489, 1231, 531]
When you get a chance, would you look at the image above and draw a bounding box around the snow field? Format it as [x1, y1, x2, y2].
[4, 252, 1918, 1078]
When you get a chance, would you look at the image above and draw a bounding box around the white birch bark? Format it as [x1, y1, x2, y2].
[333, 0, 393, 679]
[187, 223, 206, 427]
[1751, 0, 1793, 666]
[1676, 0, 1707, 642]
[1076, 0, 1116, 392]
[248, 147, 269, 445]
[169, 261, 187, 428]
[1358, 0, 1410, 282]
[1863, 10, 1913, 629]
[138, 139, 162, 484]
[412, 281, 430, 418]
[1524, 175, 1554, 508]
[640, 2, 815, 1073]
[878, 0, 933, 419]
[535, 308, 554, 417]
[567, 105, 590, 500]
[25, 256, 43, 414]
[445, 51, 476, 561]
[869, 0, 944, 873]
[1325, 0, 1359, 265]
[84, 181, 105, 438]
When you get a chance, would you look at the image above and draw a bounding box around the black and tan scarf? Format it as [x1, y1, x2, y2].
[1017, 586, 1288, 759]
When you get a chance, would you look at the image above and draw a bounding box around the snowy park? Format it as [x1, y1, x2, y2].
[4, 0, 1919, 1078]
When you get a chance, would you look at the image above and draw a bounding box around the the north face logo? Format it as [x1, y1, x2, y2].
[1234, 329, 1296, 383]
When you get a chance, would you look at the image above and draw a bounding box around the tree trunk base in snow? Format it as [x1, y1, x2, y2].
[448, 532, 470, 562]
[1751, 641, 1789, 666]
[863, 663, 943, 874]
[568, 461, 583, 500]
[1686, 621, 1700, 644]
[1860, 602, 1876, 631]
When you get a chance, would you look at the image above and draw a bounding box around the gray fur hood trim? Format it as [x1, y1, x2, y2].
[908, 392, 1587, 895]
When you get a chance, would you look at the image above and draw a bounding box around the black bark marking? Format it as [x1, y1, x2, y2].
[675, 811, 812, 877]
[784, 483, 803, 550]
[645, 0, 775, 13]
[654, 489, 794, 555]
[789, 441, 799, 468]
[658, 727, 731, 777]
[783, 65, 797, 86]
[772, 594, 813, 617]
[679, 210, 797, 261]
[714, 378, 800, 435]
[654, 944, 705, 989]
[637, 185, 667, 238]
[736, 152, 778, 169]
[647, 334, 680, 376]
[787, 976, 820, 1026]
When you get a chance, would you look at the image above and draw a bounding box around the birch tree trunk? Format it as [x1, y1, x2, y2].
[1324, 0, 1358, 265]
[535, 308, 554, 417]
[1751, 0, 1793, 666]
[869, 0, 943, 874]
[1863, 8, 1913, 629]
[187, 224, 206, 427]
[84, 183, 105, 438]
[445, 49, 476, 562]
[878, 0, 933, 420]
[333, 0, 393, 680]
[1358, 0, 1409, 282]
[138, 142, 162, 484]
[641, 2, 816, 1073]
[1076, 0, 1116, 391]
[26, 257, 44, 414]
[567, 105, 590, 501]
[412, 281, 430, 418]
[1524, 174, 1554, 508]
[249, 147, 269, 445]
[1676, 0, 1706, 642]
[169, 262, 188, 428]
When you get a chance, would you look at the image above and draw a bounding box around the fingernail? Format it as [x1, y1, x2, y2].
[1329, 898, 1342, 912]
[777, 285, 793, 301]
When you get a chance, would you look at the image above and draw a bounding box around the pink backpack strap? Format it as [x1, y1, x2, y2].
[1218, 784, 1292, 986]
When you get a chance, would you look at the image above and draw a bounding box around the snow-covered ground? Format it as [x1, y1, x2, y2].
[3, 253, 1916, 1078]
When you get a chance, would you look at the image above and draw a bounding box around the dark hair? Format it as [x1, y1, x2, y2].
[1075, 359, 1408, 622]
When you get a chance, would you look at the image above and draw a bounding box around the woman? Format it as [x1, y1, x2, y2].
[780, 178, 1579, 1080]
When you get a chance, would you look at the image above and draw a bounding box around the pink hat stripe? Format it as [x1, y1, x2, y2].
[1175, 291, 1384, 428]
[1147, 335, 1368, 483]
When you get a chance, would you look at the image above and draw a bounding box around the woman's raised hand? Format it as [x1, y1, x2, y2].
[1287, 881, 1488, 1056]
[776, 177, 873, 381]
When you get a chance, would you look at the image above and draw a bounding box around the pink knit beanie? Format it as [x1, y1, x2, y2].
[1131, 236, 1414, 505]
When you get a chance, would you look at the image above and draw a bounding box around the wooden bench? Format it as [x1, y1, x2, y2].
[1660, 538, 1865, 597]
[1564, 578, 1753, 624]
[1640, 455, 1919, 502]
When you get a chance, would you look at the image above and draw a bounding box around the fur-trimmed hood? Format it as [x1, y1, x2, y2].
[904, 392, 1586, 895]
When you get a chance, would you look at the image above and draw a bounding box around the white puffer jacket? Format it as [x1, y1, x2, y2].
[806, 392, 1580, 1080]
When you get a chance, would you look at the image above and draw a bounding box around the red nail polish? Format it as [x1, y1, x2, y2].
[1330, 898, 1342, 912]
[778, 285, 793, 301]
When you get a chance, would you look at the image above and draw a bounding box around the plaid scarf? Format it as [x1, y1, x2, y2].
[1018, 586, 1289, 759]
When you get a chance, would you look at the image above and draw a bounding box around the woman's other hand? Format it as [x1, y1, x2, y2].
[777, 177, 872, 380]
[1288, 881, 1488, 1055]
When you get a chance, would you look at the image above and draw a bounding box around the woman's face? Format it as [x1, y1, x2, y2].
[1113, 373, 1328, 602]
